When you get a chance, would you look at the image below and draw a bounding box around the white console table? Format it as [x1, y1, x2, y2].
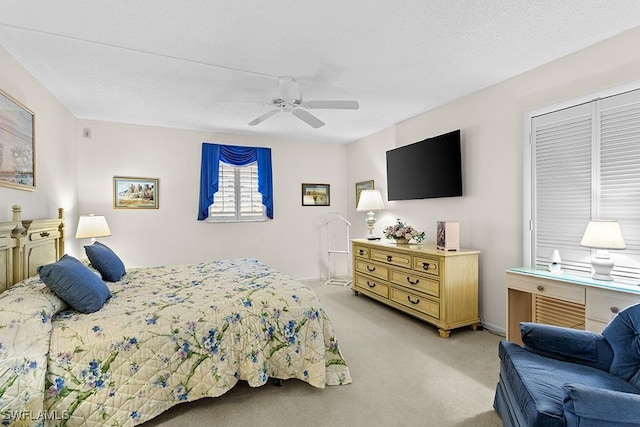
[506, 267, 640, 345]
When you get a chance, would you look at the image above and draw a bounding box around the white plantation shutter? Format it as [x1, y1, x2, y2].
[210, 162, 237, 218]
[533, 102, 593, 273]
[209, 162, 265, 221]
[599, 90, 640, 279]
[531, 88, 640, 281]
[238, 163, 265, 218]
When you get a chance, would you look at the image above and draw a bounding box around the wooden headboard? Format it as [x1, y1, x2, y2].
[0, 205, 64, 293]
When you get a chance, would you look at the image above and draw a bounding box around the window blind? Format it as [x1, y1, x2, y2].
[210, 162, 237, 218]
[531, 88, 640, 281]
[238, 163, 265, 218]
[532, 102, 593, 273]
[210, 162, 265, 221]
[599, 90, 640, 279]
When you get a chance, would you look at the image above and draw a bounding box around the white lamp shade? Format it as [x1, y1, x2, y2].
[76, 214, 112, 239]
[580, 220, 626, 250]
[357, 190, 385, 212]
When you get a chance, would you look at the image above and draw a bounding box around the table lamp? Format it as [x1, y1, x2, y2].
[357, 189, 385, 240]
[76, 214, 112, 244]
[580, 219, 626, 281]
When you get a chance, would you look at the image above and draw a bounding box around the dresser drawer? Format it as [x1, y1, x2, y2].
[507, 272, 585, 305]
[355, 259, 388, 280]
[586, 289, 640, 323]
[28, 229, 61, 241]
[412, 256, 440, 278]
[389, 270, 439, 298]
[355, 274, 389, 298]
[390, 287, 439, 319]
[371, 249, 411, 269]
[354, 245, 370, 258]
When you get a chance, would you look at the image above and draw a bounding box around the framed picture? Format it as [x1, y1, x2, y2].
[113, 176, 159, 209]
[355, 180, 374, 207]
[302, 183, 330, 206]
[0, 89, 35, 190]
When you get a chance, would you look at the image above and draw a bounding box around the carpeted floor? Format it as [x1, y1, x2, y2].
[144, 280, 504, 426]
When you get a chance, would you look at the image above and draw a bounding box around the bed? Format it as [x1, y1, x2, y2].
[0, 207, 351, 426]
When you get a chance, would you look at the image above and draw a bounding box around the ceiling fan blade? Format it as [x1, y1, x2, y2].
[279, 76, 301, 101]
[292, 109, 325, 128]
[305, 100, 359, 110]
[247, 109, 279, 126]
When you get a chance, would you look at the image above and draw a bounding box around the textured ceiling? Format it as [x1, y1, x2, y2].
[1, 1, 640, 144]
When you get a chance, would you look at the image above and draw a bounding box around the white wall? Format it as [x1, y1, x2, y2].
[75, 120, 348, 280]
[5, 25, 640, 332]
[347, 26, 640, 332]
[0, 44, 78, 225]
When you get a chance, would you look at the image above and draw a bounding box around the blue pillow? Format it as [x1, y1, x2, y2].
[84, 241, 126, 282]
[38, 254, 111, 313]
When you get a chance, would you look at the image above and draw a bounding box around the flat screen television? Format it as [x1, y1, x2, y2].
[386, 129, 462, 201]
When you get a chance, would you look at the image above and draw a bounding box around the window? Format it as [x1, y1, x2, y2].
[197, 143, 273, 221]
[527, 88, 640, 281]
[208, 161, 266, 222]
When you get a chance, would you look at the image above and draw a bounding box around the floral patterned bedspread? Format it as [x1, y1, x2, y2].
[0, 258, 351, 426]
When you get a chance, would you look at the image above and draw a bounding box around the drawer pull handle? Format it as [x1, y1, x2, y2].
[367, 281, 376, 288]
[407, 277, 420, 285]
[610, 306, 620, 314]
[407, 295, 420, 304]
[359, 249, 365, 256]
[40, 231, 50, 238]
[536, 285, 544, 292]
[422, 262, 430, 270]
[366, 265, 376, 272]
[386, 255, 393, 262]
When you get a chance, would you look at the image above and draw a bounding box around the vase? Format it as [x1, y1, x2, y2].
[394, 238, 410, 245]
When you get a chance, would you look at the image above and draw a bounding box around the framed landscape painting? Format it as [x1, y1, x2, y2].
[355, 180, 374, 207]
[0, 89, 35, 190]
[113, 176, 159, 209]
[302, 183, 330, 206]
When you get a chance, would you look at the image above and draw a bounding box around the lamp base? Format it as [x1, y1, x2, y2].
[364, 211, 377, 240]
[591, 250, 614, 281]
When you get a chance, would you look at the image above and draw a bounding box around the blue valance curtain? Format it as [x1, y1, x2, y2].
[198, 143, 273, 220]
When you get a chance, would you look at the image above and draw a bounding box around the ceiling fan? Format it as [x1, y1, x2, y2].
[247, 76, 359, 129]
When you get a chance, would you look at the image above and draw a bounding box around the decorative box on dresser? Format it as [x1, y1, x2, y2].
[506, 267, 640, 346]
[351, 238, 480, 338]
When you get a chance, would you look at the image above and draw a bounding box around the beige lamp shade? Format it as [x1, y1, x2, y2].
[580, 220, 626, 250]
[357, 190, 385, 212]
[76, 214, 112, 242]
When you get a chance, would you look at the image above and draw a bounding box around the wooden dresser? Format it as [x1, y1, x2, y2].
[351, 238, 480, 338]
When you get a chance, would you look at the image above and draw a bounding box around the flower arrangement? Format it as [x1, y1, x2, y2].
[383, 218, 425, 243]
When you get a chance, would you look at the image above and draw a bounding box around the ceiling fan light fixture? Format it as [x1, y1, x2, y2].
[279, 76, 301, 102]
[246, 76, 358, 128]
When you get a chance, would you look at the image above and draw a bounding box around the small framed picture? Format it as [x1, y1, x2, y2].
[355, 180, 374, 207]
[113, 176, 159, 209]
[302, 183, 330, 206]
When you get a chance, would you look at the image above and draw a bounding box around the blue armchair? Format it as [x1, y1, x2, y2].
[493, 303, 640, 426]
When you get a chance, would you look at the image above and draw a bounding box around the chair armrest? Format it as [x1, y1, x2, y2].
[521, 322, 613, 371]
[563, 383, 640, 426]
